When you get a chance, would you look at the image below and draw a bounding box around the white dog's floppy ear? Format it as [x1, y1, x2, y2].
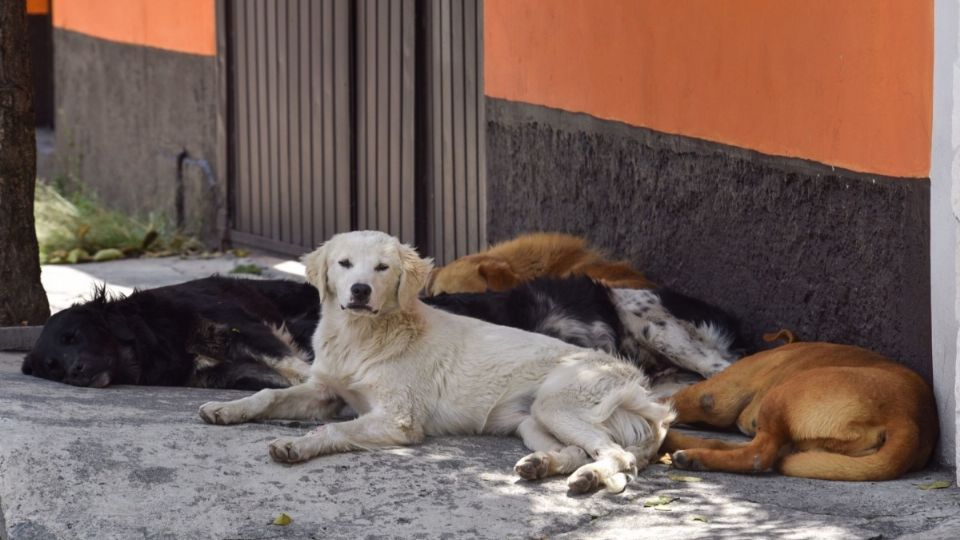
[397, 243, 433, 310]
[301, 243, 330, 302]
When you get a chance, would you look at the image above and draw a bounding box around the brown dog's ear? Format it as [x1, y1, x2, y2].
[397, 243, 434, 310]
[301, 243, 330, 303]
[478, 260, 519, 291]
[424, 267, 441, 297]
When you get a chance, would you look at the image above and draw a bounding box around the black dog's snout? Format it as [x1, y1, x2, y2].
[70, 360, 86, 376]
[350, 283, 372, 302]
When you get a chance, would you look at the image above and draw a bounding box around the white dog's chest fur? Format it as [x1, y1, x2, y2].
[312, 303, 597, 435]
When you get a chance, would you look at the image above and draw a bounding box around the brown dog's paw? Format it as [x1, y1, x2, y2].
[671, 450, 705, 471]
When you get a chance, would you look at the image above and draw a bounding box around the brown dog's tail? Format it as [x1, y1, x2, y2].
[777, 420, 921, 481]
[762, 328, 798, 345]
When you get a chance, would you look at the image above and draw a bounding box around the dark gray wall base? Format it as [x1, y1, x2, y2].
[486, 98, 932, 380]
[0, 326, 42, 352]
[52, 29, 222, 245]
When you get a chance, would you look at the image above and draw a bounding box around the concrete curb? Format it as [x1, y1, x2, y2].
[0, 326, 42, 352]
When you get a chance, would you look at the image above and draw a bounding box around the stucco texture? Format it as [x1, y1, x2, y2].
[486, 99, 932, 380]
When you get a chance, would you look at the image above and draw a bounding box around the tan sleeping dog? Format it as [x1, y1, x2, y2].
[427, 232, 653, 296]
[662, 340, 938, 481]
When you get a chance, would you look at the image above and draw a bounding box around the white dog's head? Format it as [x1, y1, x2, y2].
[302, 231, 434, 317]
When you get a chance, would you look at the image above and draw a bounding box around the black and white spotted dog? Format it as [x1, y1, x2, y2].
[423, 276, 745, 382]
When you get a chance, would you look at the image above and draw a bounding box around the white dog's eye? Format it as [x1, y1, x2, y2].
[375, 263, 389, 272]
[338, 259, 353, 269]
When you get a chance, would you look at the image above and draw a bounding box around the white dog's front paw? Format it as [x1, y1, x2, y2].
[515, 451, 552, 480]
[198, 400, 248, 425]
[269, 436, 316, 463]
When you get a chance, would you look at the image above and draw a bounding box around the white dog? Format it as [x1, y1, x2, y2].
[199, 231, 674, 494]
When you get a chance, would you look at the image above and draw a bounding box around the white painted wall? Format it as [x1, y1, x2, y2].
[932, 0, 959, 473]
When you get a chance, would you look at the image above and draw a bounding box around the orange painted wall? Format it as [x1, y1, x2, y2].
[485, 0, 933, 178]
[27, 0, 50, 15]
[53, 0, 215, 56]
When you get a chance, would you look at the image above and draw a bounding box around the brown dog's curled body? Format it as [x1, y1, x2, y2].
[427, 232, 653, 295]
[663, 342, 937, 481]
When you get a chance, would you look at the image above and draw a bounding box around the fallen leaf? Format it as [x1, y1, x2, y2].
[272, 512, 292, 526]
[668, 473, 702, 483]
[692, 515, 709, 523]
[643, 495, 678, 508]
[917, 480, 951, 490]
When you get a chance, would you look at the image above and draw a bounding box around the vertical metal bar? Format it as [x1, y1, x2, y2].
[476, 0, 487, 248]
[289, 0, 302, 247]
[463, 0, 478, 253]
[440, 0, 455, 260]
[277, 0, 290, 243]
[366, 0, 377, 230]
[266, 2, 280, 241]
[254, 0, 268, 236]
[389, 0, 402, 237]
[451, 0, 466, 257]
[310, 0, 324, 246]
[334, 0, 352, 232]
[377, 0, 390, 231]
[401, 0, 415, 244]
[356, 0, 367, 231]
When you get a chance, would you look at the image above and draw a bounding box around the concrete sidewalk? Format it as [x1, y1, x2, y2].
[2, 256, 959, 538]
[1, 351, 958, 539]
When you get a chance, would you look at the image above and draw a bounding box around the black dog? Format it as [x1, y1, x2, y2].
[23, 277, 319, 389]
[424, 276, 745, 378]
[24, 275, 741, 390]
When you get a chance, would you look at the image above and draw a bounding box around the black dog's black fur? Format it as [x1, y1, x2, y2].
[23, 277, 319, 389]
[424, 276, 625, 352]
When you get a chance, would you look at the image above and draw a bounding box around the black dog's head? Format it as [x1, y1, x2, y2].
[22, 292, 135, 388]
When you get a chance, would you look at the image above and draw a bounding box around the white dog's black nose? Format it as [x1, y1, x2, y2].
[351, 283, 372, 303]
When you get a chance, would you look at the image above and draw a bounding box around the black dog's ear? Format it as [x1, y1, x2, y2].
[107, 312, 135, 342]
[21, 353, 34, 375]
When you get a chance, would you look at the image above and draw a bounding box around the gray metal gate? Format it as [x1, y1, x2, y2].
[224, 0, 484, 261]
[227, 0, 352, 255]
[421, 0, 486, 263]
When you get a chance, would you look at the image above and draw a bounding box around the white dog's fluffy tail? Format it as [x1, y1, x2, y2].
[590, 382, 676, 451]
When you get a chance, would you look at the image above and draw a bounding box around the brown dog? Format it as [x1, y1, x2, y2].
[427, 232, 653, 295]
[662, 341, 938, 481]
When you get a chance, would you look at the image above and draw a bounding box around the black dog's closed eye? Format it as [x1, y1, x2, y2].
[61, 333, 77, 345]
[375, 263, 389, 272]
[339, 259, 353, 269]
